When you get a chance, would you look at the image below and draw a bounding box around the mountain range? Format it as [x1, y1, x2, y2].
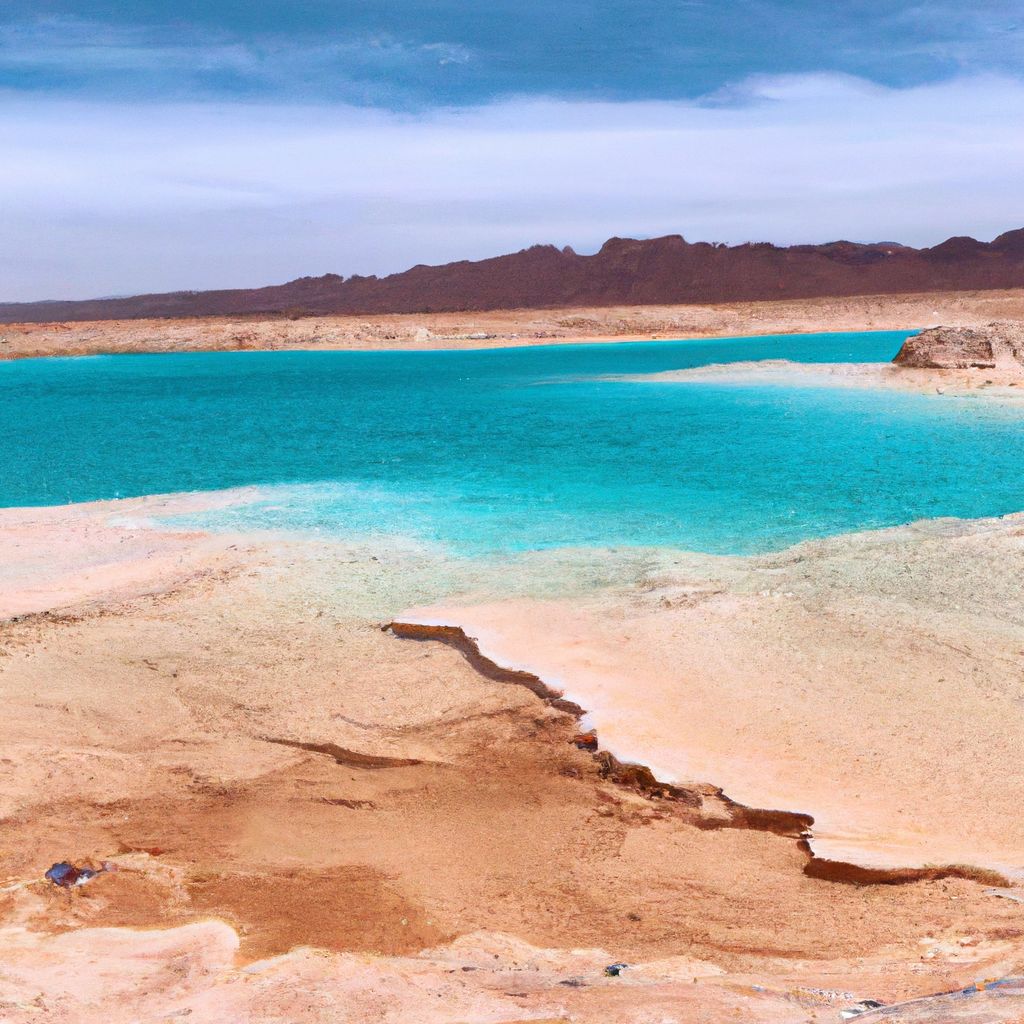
[3, 229, 1024, 323]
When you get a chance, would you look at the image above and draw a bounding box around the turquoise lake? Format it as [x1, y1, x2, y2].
[3, 330, 1024, 555]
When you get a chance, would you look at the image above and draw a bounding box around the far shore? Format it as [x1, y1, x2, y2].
[3, 286, 1024, 360]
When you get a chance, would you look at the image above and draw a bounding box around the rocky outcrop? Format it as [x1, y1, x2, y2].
[894, 321, 1024, 370]
[2, 227, 1024, 324]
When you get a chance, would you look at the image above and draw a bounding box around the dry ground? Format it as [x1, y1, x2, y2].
[2, 501, 1024, 1021]
[3, 288, 1024, 359]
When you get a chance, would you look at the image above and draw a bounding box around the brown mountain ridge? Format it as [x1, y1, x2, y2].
[4, 228, 1024, 324]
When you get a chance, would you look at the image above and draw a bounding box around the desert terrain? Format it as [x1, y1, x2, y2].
[3, 288, 1024, 361]
[3, 229, 1023, 325]
[2, 490, 1024, 1022]
[3, 314, 1024, 1022]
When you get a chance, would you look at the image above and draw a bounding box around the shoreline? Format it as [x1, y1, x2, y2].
[3, 287, 1024, 361]
[5, 491, 1024, 877]
[611, 358, 1024, 398]
[0, 326, 914, 371]
[5, 498, 1024, 1019]
[396, 510, 1024, 879]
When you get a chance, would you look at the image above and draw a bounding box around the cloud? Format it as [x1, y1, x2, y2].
[2, 3, 1023, 107]
[0, 16, 481, 106]
[1, 73, 1022, 301]
[876, 4, 1024, 68]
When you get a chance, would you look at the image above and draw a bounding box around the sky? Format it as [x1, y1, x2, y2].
[1, 1, 1023, 301]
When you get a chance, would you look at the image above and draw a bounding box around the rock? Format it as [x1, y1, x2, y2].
[5, 227, 1024, 324]
[893, 322, 1024, 370]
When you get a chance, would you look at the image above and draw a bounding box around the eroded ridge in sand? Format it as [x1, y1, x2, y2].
[398, 513, 1024, 878]
[4, 497, 1024, 1022]
[384, 619, 1014, 890]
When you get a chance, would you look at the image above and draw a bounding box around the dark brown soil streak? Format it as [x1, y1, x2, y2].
[262, 736, 424, 769]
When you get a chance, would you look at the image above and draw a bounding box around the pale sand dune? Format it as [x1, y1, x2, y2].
[403, 514, 1024, 876]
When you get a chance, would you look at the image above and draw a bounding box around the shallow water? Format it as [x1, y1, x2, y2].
[4, 331, 1024, 554]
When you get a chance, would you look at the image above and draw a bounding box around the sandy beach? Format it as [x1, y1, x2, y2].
[3, 492, 1024, 1021]
[612, 358, 1024, 399]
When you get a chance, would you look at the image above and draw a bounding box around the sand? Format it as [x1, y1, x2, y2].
[612, 358, 1024, 398]
[5, 297, 1024, 1018]
[4, 923, 1023, 1024]
[3, 494, 1024, 1021]
[402, 515, 1024, 875]
[3, 287, 1024, 360]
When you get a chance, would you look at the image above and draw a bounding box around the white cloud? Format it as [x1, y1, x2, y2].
[1, 73, 1023, 301]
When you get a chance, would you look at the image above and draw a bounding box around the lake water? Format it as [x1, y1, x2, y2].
[4, 330, 1024, 554]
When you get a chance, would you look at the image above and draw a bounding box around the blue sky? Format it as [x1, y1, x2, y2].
[4, 1, 1023, 104]
[1, 2, 1023, 300]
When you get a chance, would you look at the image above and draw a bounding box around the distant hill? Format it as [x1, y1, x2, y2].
[3, 228, 1024, 324]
